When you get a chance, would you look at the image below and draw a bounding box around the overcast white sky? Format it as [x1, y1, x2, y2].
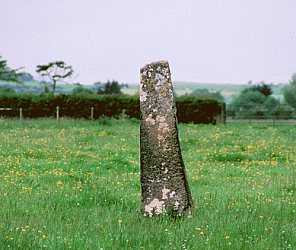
[1, 0, 296, 85]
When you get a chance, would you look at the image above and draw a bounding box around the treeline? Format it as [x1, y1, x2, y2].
[0, 94, 225, 124]
[228, 82, 295, 118]
[0, 80, 128, 95]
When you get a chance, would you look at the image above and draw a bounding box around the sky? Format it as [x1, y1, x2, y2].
[1, 0, 296, 85]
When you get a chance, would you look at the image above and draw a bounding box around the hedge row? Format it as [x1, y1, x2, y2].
[0, 94, 225, 124]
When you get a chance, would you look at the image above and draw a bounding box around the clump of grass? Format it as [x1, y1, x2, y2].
[210, 152, 249, 162]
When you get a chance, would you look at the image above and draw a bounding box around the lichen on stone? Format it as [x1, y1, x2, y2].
[140, 90, 148, 102]
[145, 114, 155, 125]
[161, 186, 170, 199]
[144, 198, 165, 217]
[158, 121, 170, 134]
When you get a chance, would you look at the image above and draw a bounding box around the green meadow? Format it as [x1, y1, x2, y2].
[0, 118, 295, 249]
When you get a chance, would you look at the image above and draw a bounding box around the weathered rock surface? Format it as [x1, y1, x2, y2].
[140, 60, 194, 217]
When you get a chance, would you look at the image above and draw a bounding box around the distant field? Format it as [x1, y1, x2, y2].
[0, 80, 74, 94]
[125, 82, 285, 104]
[0, 119, 294, 249]
[0, 80, 40, 87]
[1, 80, 285, 104]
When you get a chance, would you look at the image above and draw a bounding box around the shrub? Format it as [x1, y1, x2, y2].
[176, 95, 225, 124]
[0, 94, 224, 124]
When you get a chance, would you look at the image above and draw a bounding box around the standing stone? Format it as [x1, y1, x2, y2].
[140, 61, 194, 217]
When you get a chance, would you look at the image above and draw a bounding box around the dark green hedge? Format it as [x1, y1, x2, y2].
[0, 94, 225, 124]
[176, 95, 225, 124]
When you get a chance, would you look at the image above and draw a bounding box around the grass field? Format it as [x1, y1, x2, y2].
[0, 118, 295, 249]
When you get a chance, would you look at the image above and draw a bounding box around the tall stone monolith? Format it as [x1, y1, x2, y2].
[140, 61, 194, 217]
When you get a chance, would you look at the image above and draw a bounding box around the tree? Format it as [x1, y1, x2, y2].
[94, 80, 122, 95]
[241, 82, 273, 96]
[0, 56, 23, 83]
[36, 61, 74, 94]
[283, 73, 296, 110]
[104, 80, 122, 94]
[230, 82, 279, 118]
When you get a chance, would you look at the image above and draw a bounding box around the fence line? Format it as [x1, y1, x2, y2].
[1, 106, 296, 125]
[226, 116, 296, 125]
[0, 106, 97, 122]
[19, 108, 23, 123]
